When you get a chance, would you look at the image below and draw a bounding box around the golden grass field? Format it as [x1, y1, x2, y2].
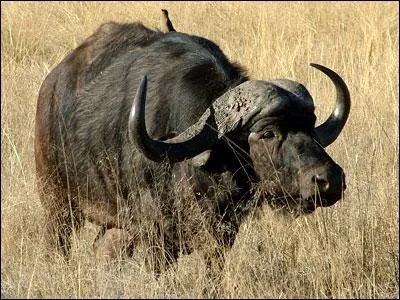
[1, 1, 399, 298]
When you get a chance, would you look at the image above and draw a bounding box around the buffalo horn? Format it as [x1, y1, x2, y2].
[312, 63, 351, 147]
[128, 76, 219, 163]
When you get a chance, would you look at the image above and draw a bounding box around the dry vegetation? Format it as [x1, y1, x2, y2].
[1, 1, 399, 298]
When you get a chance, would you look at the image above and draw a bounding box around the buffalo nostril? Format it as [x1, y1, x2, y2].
[312, 174, 330, 192]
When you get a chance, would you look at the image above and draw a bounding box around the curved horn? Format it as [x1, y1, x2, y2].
[311, 63, 351, 147]
[128, 76, 219, 163]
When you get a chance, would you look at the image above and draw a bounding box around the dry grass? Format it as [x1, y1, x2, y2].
[1, 1, 399, 298]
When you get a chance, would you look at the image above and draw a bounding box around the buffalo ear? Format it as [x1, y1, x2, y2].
[191, 150, 212, 168]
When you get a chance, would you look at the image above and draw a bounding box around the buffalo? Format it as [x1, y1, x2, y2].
[34, 10, 350, 271]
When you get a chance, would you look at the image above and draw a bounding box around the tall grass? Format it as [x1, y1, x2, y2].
[1, 1, 398, 298]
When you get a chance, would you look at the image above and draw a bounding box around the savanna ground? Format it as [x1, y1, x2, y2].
[1, 1, 399, 298]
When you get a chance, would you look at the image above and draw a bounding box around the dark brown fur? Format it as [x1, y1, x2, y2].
[35, 18, 347, 274]
[35, 21, 248, 261]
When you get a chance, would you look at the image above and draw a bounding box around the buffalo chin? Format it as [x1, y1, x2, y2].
[263, 193, 343, 217]
[298, 194, 343, 215]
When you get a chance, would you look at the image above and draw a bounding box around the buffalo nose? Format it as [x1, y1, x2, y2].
[312, 174, 330, 192]
[311, 164, 346, 196]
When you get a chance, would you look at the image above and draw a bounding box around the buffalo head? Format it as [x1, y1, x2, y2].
[129, 63, 350, 216]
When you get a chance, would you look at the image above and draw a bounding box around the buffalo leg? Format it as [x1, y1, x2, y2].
[203, 223, 239, 296]
[44, 208, 84, 258]
[93, 228, 134, 263]
[93, 225, 107, 245]
[41, 185, 84, 259]
[141, 220, 180, 276]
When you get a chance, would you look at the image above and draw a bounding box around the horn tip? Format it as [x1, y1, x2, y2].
[139, 75, 148, 88]
[310, 62, 322, 69]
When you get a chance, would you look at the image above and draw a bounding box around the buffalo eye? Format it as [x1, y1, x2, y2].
[262, 130, 276, 139]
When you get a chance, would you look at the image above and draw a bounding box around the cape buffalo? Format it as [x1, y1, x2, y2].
[34, 11, 350, 270]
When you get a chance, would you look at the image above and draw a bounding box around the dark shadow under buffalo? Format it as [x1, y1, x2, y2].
[34, 11, 350, 273]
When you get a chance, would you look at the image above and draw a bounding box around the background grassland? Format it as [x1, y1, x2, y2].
[1, 1, 399, 298]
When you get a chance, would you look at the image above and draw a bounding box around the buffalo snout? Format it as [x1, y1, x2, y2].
[301, 163, 346, 207]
